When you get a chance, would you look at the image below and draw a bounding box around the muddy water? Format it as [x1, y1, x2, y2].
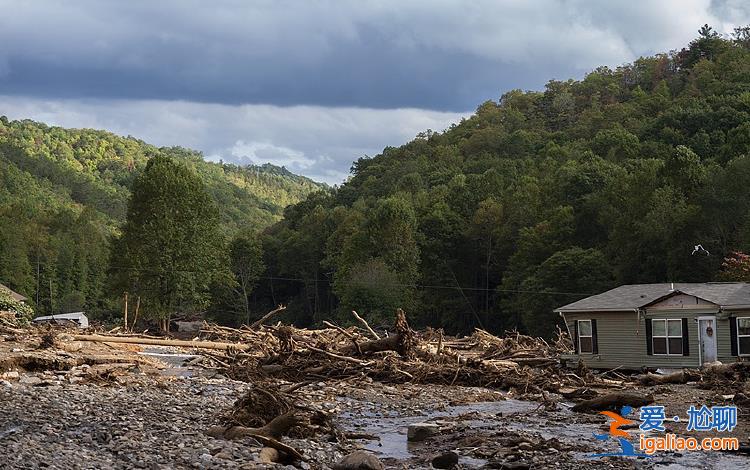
[138, 346, 202, 377]
[340, 399, 536, 464]
[338, 397, 750, 469]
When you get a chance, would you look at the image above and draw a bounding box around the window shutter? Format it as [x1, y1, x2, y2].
[730, 317, 738, 357]
[681, 317, 689, 356]
[645, 318, 653, 355]
[572, 320, 579, 354]
[591, 319, 599, 354]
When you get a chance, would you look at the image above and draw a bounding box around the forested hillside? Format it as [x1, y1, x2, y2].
[0, 118, 323, 316]
[257, 26, 750, 337]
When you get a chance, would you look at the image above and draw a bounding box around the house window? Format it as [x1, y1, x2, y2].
[738, 317, 750, 356]
[652, 319, 683, 355]
[578, 320, 593, 353]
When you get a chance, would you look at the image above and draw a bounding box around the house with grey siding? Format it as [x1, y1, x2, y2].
[556, 283, 750, 370]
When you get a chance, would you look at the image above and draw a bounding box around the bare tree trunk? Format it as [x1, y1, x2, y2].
[241, 282, 250, 325]
[123, 292, 128, 330]
[131, 296, 140, 330]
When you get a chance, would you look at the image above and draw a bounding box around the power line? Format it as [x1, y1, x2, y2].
[107, 266, 592, 296]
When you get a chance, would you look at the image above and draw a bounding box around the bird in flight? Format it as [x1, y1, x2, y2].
[692, 244, 710, 256]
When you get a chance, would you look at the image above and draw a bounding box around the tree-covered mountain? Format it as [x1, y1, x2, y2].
[0, 117, 323, 317]
[257, 25, 750, 337]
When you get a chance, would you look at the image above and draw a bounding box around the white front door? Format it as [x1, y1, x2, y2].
[698, 317, 717, 364]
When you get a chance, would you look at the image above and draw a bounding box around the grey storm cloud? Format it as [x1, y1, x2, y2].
[1, 1, 749, 183]
[1, 0, 747, 111]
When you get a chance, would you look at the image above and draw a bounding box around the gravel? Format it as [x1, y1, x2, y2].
[0, 372, 343, 469]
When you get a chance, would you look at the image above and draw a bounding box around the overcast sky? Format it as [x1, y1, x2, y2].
[1, 1, 750, 183]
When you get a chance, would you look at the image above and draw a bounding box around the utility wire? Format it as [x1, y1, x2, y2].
[107, 265, 592, 296]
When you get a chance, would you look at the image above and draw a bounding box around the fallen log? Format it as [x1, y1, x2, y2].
[572, 392, 654, 413]
[511, 357, 558, 367]
[341, 308, 416, 358]
[342, 334, 400, 355]
[207, 411, 306, 461]
[208, 410, 304, 440]
[637, 370, 702, 386]
[69, 334, 251, 351]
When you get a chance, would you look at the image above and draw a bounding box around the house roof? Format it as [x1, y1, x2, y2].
[0, 283, 27, 302]
[555, 282, 750, 312]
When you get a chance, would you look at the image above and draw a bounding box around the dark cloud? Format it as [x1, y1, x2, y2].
[1, 1, 743, 111]
[1, 1, 748, 183]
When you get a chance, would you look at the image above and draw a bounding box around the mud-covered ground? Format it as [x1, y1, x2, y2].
[1, 333, 749, 469]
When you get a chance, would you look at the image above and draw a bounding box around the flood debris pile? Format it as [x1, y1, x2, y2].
[194, 309, 616, 400]
[206, 383, 349, 465]
[3, 312, 750, 468]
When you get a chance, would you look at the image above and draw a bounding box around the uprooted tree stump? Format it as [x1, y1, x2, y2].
[341, 308, 417, 359]
[572, 392, 654, 413]
[210, 411, 305, 440]
[207, 411, 307, 461]
[207, 386, 308, 462]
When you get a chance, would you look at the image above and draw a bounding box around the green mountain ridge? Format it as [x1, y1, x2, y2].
[0, 116, 324, 315]
[254, 25, 750, 336]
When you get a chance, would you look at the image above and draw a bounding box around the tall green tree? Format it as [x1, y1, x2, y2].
[111, 156, 228, 329]
[227, 230, 265, 324]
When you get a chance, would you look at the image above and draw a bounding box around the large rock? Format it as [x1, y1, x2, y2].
[431, 451, 459, 469]
[407, 422, 440, 442]
[333, 451, 384, 470]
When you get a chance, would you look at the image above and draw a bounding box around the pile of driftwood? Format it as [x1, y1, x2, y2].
[190, 308, 605, 398]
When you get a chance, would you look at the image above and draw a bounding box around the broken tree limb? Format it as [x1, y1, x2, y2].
[322, 321, 362, 354]
[341, 334, 400, 356]
[306, 345, 370, 365]
[352, 310, 380, 340]
[342, 308, 417, 358]
[207, 425, 304, 461]
[572, 392, 654, 413]
[207, 410, 306, 461]
[250, 305, 287, 329]
[70, 334, 251, 351]
[249, 434, 304, 461]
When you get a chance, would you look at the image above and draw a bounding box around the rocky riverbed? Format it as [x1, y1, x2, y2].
[1, 331, 749, 469]
[2, 366, 750, 469]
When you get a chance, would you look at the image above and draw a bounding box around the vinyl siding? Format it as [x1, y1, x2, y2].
[561, 310, 734, 370]
[716, 316, 735, 363]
